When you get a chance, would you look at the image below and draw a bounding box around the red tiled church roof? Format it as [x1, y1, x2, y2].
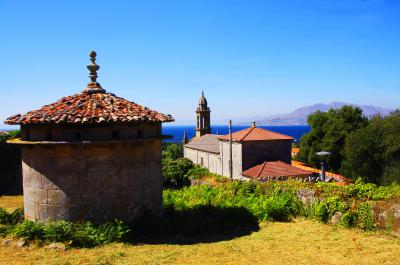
[4, 51, 173, 125]
[219, 124, 293, 142]
[241, 161, 312, 179]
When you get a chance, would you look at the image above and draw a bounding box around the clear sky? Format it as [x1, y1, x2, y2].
[0, 0, 399, 126]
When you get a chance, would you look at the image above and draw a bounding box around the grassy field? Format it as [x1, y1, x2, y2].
[1, 196, 400, 265]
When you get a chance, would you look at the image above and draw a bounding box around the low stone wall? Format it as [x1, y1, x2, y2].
[373, 199, 400, 236]
[296, 188, 400, 236]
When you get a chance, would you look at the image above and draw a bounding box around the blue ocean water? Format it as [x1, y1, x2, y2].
[162, 125, 311, 143]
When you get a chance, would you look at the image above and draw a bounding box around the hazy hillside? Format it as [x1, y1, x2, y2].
[239, 102, 393, 126]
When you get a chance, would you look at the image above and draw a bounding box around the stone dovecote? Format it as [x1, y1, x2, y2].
[4, 51, 174, 223]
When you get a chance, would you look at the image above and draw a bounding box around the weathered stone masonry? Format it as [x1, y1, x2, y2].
[21, 139, 162, 223]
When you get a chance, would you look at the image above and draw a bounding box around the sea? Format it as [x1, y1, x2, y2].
[1, 125, 311, 143]
[163, 125, 311, 143]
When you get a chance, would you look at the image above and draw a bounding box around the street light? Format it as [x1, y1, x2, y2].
[316, 151, 331, 182]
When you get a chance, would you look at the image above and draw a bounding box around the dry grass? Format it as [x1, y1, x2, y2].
[0, 195, 23, 210]
[1, 196, 400, 265]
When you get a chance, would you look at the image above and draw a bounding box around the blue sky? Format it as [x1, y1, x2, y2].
[0, 0, 399, 126]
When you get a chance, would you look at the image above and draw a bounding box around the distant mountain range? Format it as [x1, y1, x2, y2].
[238, 102, 393, 126]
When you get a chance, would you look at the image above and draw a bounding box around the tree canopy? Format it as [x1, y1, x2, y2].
[298, 106, 367, 172]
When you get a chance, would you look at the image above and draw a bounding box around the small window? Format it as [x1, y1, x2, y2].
[112, 130, 119, 139]
[74, 133, 82, 141]
[137, 130, 143, 138]
[46, 132, 53, 141]
[200, 157, 204, 166]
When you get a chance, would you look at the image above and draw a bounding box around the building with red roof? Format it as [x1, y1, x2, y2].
[5, 51, 173, 223]
[184, 94, 294, 179]
[184, 98, 348, 184]
[241, 161, 313, 181]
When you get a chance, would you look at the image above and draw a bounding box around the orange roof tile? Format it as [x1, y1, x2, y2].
[241, 161, 312, 179]
[291, 160, 352, 184]
[5, 92, 174, 125]
[219, 126, 293, 142]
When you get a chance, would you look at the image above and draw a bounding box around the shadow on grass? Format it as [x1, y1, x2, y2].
[128, 205, 260, 245]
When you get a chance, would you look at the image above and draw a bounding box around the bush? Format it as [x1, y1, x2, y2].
[312, 201, 329, 223]
[13, 221, 44, 240]
[96, 219, 130, 244]
[357, 202, 375, 231]
[70, 220, 130, 247]
[0, 208, 24, 225]
[43, 221, 74, 242]
[326, 196, 348, 216]
[185, 166, 210, 180]
[262, 193, 300, 222]
[339, 211, 358, 228]
[162, 143, 183, 160]
[162, 158, 194, 188]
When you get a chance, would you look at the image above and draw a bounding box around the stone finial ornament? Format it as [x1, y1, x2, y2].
[83, 50, 105, 93]
[252, 121, 257, 127]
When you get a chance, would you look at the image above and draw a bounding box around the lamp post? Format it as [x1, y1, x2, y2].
[316, 151, 331, 182]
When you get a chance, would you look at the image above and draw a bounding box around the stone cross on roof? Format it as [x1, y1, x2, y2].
[83, 50, 106, 93]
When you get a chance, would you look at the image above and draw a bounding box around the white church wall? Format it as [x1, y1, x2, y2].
[220, 141, 243, 180]
[183, 147, 222, 176]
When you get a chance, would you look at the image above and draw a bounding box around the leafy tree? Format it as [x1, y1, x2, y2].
[342, 110, 400, 184]
[298, 106, 368, 172]
[342, 122, 385, 183]
[162, 143, 183, 161]
[162, 158, 194, 188]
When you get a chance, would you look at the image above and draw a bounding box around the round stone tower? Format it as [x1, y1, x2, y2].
[4, 51, 174, 223]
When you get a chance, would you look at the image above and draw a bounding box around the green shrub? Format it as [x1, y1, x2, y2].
[185, 166, 210, 180]
[0, 208, 24, 225]
[13, 221, 44, 240]
[0, 208, 8, 224]
[262, 193, 300, 222]
[43, 221, 74, 242]
[326, 196, 348, 216]
[0, 224, 13, 237]
[312, 201, 329, 223]
[70, 221, 100, 247]
[9, 208, 24, 224]
[357, 202, 375, 231]
[96, 219, 130, 244]
[70, 220, 130, 247]
[162, 158, 194, 188]
[339, 211, 358, 228]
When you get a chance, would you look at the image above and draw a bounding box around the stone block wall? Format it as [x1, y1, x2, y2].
[21, 139, 162, 223]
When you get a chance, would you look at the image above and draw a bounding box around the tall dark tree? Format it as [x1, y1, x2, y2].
[298, 106, 368, 172]
[342, 120, 385, 183]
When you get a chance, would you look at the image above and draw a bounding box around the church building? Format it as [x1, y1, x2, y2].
[184, 92, 314, 181]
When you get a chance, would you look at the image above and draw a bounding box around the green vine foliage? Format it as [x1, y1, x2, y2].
[357, 202, 375, 231]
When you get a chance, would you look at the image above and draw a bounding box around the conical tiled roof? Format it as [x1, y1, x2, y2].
[5, 92, 174, 125]
[4, 51, 174, 125]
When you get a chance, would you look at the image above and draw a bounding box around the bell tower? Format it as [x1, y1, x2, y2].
[195, 91, 211, 138]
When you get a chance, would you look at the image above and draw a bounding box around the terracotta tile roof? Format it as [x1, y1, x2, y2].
[292, 148, 300, 153]
[291, 160, 352, 184]
[185, 134, 220, 154]
[219, 126, 293, 142]
[241, 161, 312, 179]
[4, 92, 174, 125]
